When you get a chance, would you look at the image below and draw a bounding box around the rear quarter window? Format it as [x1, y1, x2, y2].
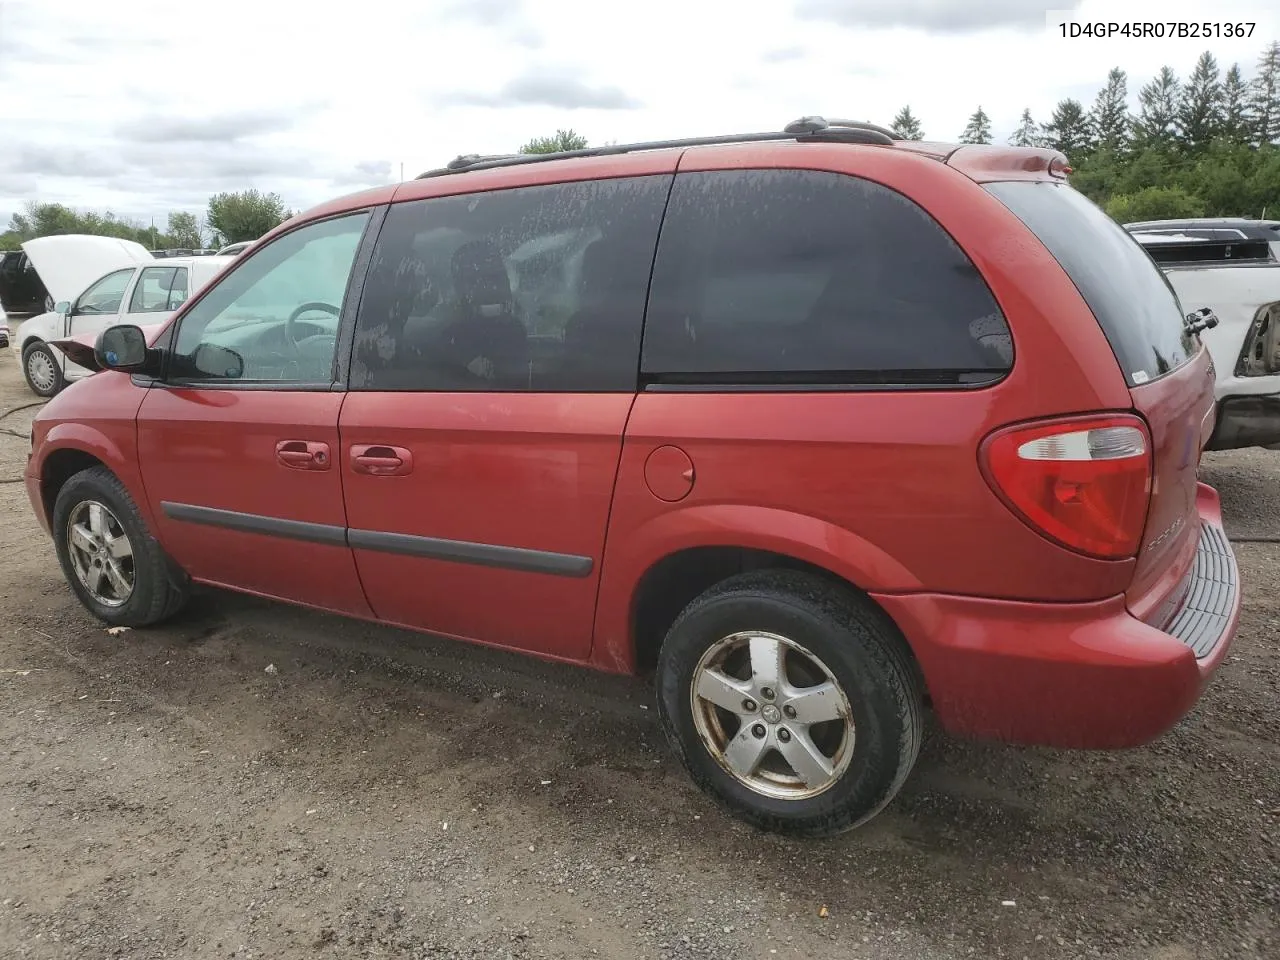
[985, 181, 1194, 387]
[640, 169, 1012, 387]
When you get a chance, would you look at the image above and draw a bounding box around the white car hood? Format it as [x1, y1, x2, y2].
[21, 235, 152, 304]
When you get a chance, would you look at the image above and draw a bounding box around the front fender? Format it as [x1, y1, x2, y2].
[591, 502, 920, 672]
[28, 373, 153, 531]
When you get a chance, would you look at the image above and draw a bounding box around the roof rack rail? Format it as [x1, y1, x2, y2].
[415, 115, 901, 179]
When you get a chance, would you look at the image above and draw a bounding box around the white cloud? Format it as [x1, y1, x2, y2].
[0, 0, 1277, 229]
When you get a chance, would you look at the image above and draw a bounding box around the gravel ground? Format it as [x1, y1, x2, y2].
[0, 348, 1276, 960]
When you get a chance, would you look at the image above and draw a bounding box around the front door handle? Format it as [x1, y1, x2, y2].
[350, 444, 413, 477]
[276, 440, 331, 471]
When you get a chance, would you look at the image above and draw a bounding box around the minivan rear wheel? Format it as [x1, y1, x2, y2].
[52, 466, 189, 627]
[656, 570, 923, 836]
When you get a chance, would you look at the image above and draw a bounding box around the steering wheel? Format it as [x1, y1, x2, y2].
[285, 301, 341, 349]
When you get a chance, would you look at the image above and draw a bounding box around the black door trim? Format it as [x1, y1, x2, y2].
[346, 528, 593, 577]
[159, 501, 594, 578]
[160, 501, 348, 546]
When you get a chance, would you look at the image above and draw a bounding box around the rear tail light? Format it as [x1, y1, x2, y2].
[980, 414, 1152, 560]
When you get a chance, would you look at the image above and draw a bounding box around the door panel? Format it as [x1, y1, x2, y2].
[137, 389, 371, 615]
[135, 210, 378, 614]
[340, 394, 631, 658]
[338, 173, 671, 659]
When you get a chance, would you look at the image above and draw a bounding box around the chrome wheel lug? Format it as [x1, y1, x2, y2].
[742, 699, 758, 712]
[751, 724, 766, 739]
[777, 728, 792, 743]
[760, 686, 776, 701]
[783, 705, 797, 719]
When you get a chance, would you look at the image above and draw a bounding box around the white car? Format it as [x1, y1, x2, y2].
[1129, 226, 1280, 450]
[11, 236, 233, 397]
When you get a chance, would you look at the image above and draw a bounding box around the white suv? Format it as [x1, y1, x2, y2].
[1127, 221, 1280, 451]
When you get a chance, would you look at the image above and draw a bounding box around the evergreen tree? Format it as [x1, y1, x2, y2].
[1251, 41, 1280, 145]
[1009, 108, 1040, 147]
[1090, 67, 1130, 152]
[1133, 67, 1180, 149]
[1177, 51, 1224, 149]
[959, 106, 992, 144]
[890, 106, 925, 140]
[1222, 64, 1251, 142]
[1041, 98, 1093, 159]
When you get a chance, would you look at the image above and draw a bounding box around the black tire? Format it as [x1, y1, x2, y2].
[51, 466, 189, 627]
[656, 569, 923, 837]
[22, 341, 64, 398]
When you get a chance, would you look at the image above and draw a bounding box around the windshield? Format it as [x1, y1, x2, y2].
[985, 180, 1194, 386]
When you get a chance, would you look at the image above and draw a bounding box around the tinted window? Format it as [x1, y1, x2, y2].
[350, 175, 671, 392]
[641, 170, 1011, 386]
[169, 212, 369, 383]
[987, 181, 1193, 386]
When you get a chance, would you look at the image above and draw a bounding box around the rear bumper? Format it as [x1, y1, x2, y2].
[1206, 393, 1280, 450]
[873, 484, 1239, 749]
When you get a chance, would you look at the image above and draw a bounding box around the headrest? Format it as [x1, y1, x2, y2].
[451, 240, 511, 313]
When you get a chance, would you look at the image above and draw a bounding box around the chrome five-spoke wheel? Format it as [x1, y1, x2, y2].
[691, 630, 854, 800]
[66, 500, 135, 608]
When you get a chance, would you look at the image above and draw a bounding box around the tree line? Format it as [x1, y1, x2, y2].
[892, 41, 1280, 221]
[0, 189, 294, 253]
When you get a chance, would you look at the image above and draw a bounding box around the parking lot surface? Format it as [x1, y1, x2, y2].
[0, 351, 1276, 959]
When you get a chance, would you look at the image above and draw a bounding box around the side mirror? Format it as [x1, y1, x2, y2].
[94, 324, 149, 372]
[192, 342, 245, 379]
[53, 300, 70, 316]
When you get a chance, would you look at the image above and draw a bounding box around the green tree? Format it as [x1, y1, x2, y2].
[1251, 41, 1280, 145]
[1009, 108, 1040, 147]
[1090, 67, 1130, 152]
[1106, 186, 1206, 222]
[959, 106, 992, 144]
[1134, 67, 1180, 150]
[890, 105, 924, 140]
[1220, 64, 1251, 143]
[1042, 99, 1093, 159]
[519, 129, 589, 154]
[205, 190, 288, 246]
[1177, 51, 1224, 150]
[165, 211, 203, 249]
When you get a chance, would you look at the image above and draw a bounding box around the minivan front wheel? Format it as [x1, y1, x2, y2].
[22, 341, 64, 397]
[656, 570, 923, 837]
[52, 466, 189, 627]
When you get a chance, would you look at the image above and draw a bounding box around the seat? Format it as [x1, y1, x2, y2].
[430, 240, 528, 387]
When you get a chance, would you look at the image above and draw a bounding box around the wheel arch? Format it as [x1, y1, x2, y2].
[36, 427, 154, 533]
[591, 503, 924, 683]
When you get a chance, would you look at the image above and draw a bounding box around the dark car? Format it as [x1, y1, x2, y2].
[26, 117, 1240, 837]
[0, 250, 52, 316]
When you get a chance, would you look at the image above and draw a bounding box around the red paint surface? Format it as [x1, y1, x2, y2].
[25, 136, 1239, 752]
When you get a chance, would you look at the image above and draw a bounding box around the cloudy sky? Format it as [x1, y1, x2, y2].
[1, 0, 1277, 234]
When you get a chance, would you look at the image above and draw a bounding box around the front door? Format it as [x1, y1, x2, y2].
[62, 267, 136, 377]
[339, 174, 671, 660]
[135, 210, 378, 615]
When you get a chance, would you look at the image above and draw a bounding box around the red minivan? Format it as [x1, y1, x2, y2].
[26, 118, 1240, 836]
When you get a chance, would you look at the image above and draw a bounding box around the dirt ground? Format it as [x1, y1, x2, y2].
[0, 348, 1275, 960]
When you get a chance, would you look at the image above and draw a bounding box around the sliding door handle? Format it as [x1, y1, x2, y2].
[350, 444, 413, 477]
